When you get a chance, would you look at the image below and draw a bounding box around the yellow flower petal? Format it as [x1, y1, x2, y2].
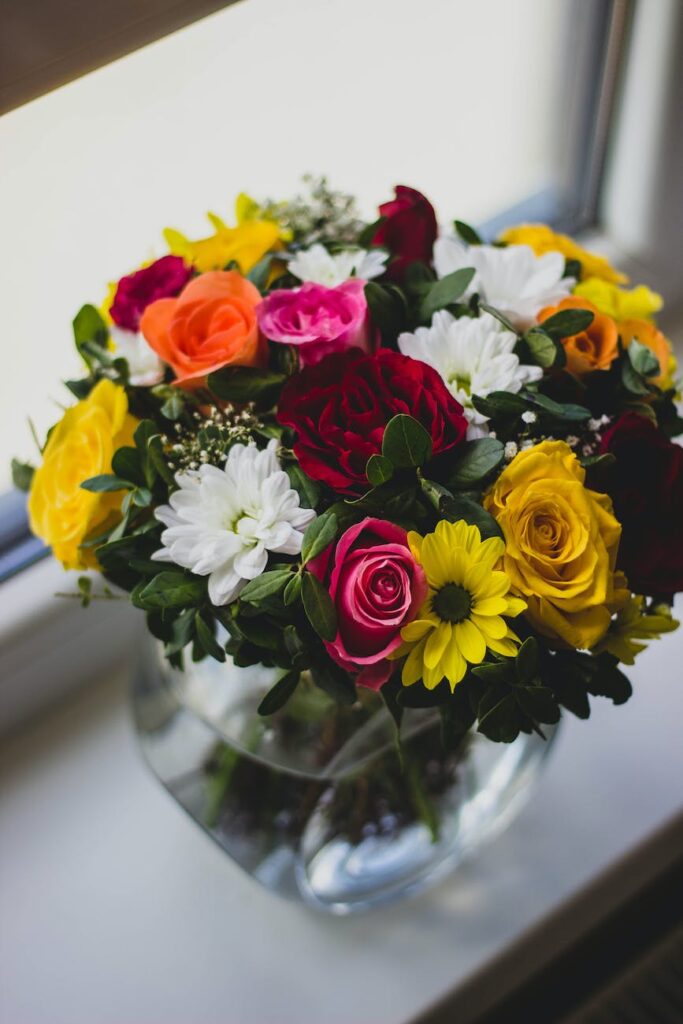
[424, 621, 452, 669]
[454, 619, 486, 664]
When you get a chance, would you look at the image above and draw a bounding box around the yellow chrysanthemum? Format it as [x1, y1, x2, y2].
[592, 596, 679, 665]
[389, 520, 526, 691]
[164, 193, 283, 274]
[500, 224, 627, 284]
[573, 277, 663, 322]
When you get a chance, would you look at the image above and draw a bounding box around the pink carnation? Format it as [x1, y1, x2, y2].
[110, 255, 192, 332]
[257, 280, 369, 366]
[309, 517, 427, 690]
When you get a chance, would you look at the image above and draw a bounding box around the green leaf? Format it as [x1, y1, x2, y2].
[366, 454, 394, 486]
[283, 572, 302, 606]
[524, 392, 591, 422]
[448, 438, 505, 488]
[301, 510, 338, 565]
[257, 670, 300, 716]
[479, 303, 518, 334]
[194, 612, 226, 662]
[111, 446, 146, 487]
[477, 690, 521, 743]
[147, 435, 176, 486]
[524, 328, 565, 368]
[73, 304, 108, 367]
[301, 572, 338, 641]
[246, 254, 275, 291]
[471, 661, 515, 685]
[138, 572, 205, 610]
[420, 267, 476, 321]
[621, 360, 651, 396]
[161, 393, 185, 420]
[11, 458, 34, 492]
[285, 463, 321, 510]
[453, 220, 482, 245]
[311, 662, 357, 706]
[515, 637, 539, 684]
[207, 366, 286, 405]
[364, 281, 407, 344]
[439, 494, 503, 540]
[514, 684, 560, 725]
[239, 569, 292, 604]
[418, 475, 453, 510]
[540, 308, 594, 339]
[382, 414, 433, 468]
[80, 473, 131, 493]
[628, 338, 660, 378]
[471, 391, 529, 419]
[358, 215, 386, 248]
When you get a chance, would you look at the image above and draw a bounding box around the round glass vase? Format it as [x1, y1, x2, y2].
[132, 640, 558, 915]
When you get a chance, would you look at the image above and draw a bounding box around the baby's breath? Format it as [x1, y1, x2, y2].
[260, 175, 363, 247]
[164, 404, 262, 474]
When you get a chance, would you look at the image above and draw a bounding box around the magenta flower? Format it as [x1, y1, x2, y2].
[309, 517, 427, 690]
[257, 280, 369, 366]
[110, 255, 192, 332]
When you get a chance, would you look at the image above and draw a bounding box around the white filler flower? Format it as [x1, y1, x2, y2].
[433, 237, 574, 330]
[153, 439, 316, 605]
[398, 311, 542, 426]
[109, 325, 165, 387]
[288, 243, 388, 287]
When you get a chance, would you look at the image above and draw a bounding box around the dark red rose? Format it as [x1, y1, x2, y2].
[370, 185, 438, 281]
[277, 348, 468, 495]
[599, 412, 683, 595]
[110, 255, 192, 331]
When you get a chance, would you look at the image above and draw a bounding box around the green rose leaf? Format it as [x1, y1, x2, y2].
[382, 414, 433, 469]
[207, 366, 286, 406]
[257, 670, 301, 716]
[239, 569, 292, 604]
[137, 571, 205, 610]
[627, 338, 660, 378]
[366, 454, 394, 486]
[540, 308, 594, 339]
[448, 438, 505, 488]
[524, 328, 566, 368]
[301, 572, 338, 641]
[301, 510, 338, 565]
[420, 267, 476, 321]
[439, 494, 503, 541]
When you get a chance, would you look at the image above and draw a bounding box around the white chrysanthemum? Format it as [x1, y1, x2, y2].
[398, 311, 542, 426]
[288, 243, 388, 286]
[433, 237, 574, 330]
[152, 439, 316, 605]
[109, 325, 164, 386]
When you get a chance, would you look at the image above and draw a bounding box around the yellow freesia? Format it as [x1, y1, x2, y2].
[592, 596, 679, 665]
[573, 277, 663, 322]
[389, 519, 525, 691]
[500, 224, 627, 284]
[28, 380, 138, 569]
[484, 440, 630, 650]
[164, 193, 283, 273]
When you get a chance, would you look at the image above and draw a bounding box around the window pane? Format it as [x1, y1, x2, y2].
[1, 0, 575, 488]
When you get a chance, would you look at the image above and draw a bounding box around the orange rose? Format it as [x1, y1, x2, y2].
[538, 296, 618, 376]
[140, 270, 265, 387]
[619, 318, 676, 390]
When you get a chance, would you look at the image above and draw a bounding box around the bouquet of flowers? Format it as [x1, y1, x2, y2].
[18, 178, 681, 747]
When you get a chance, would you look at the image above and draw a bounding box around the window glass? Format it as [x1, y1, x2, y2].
[1, 0, 574, 487]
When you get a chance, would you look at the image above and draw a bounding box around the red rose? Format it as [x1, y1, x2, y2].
[370, 185, 438, 281]
[599, 413, 683, 595]
[110, 255, 192, 332]
[277, 348, 468, 495]
[309, 517, 427, 690]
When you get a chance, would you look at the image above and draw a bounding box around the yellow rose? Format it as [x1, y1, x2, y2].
[164, 194, 282, 274]
[28, 380, 138, 569]
[573, 277, 662, 322]
[484, 440, 629, 649]
[500, 224, 627, 284]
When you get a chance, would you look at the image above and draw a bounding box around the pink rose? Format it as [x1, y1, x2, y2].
[110, 255, 192, 332]
[257, 280, 369, 366]
[310, 517, 427, 690]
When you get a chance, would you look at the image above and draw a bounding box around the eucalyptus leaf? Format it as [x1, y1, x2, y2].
[366, 454, 394, 486]
[627, 338, 660, 378]
[439, 494, 503, 540]
[420, 267, 476, 321]
[540, 308, 594, 339]
[524, 328, 565, 368]
[111, 446, 146, 487]
[382, 414, 433, 468]
[448, 438, 505, 488]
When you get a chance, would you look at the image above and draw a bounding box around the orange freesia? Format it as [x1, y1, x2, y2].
[538, 296, 618, 376]
[140, 270, 265, 388]
[619, 318, 676, 390]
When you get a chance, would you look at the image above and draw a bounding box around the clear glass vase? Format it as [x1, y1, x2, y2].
[132, 640, 558, 914]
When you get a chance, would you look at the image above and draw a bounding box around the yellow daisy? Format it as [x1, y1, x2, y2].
[390, 520, 526, 691]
